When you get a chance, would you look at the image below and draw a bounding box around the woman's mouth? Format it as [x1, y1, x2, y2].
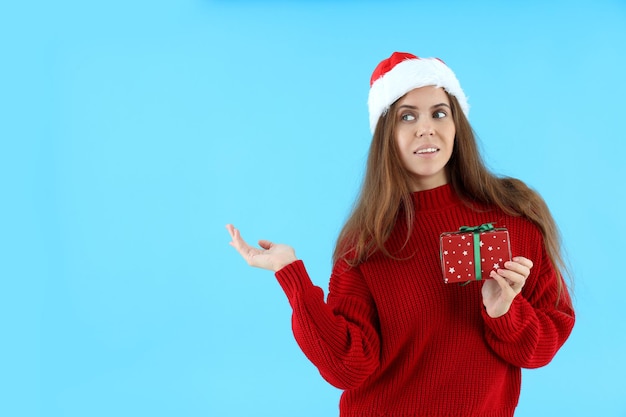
[414, 147, 440, 155]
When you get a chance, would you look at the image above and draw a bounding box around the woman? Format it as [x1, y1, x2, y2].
[226, 52, 574, 417]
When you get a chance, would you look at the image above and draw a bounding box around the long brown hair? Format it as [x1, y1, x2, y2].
[333, 91, 571, 301]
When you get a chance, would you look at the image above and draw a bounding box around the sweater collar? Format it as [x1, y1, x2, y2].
[411, 183, 461, 211]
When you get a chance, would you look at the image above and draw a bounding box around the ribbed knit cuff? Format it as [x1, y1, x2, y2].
[275, 260, 315, 302]
[482, 296, 527, 343]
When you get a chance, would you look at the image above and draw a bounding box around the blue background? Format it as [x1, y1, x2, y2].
[2, 0, 625, 416]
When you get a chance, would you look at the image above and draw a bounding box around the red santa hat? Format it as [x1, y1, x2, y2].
[367, 52, 469, 133]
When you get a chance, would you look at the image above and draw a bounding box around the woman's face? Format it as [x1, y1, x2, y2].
[393, 86, 456, 192]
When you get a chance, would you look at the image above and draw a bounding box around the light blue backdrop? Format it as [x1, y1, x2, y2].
[2, 0, 625, 416]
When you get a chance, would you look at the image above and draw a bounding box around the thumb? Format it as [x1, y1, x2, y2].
[258, 239, 273, 250]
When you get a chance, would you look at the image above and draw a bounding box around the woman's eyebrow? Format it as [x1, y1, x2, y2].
[397, 103, 451, 111]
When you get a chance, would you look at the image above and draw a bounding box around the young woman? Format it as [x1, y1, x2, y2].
[226, 52, 574, 417]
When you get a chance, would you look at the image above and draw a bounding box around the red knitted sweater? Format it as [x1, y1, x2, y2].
[275, 184, 574, 417]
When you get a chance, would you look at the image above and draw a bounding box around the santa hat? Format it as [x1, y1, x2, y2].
[367, 52, 469, 133]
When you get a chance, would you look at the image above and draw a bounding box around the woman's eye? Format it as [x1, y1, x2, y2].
[433, 110, 447, 119]
[401, 113, 416, 122]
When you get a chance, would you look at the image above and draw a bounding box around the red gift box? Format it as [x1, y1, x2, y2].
[440, 224, 512, 284]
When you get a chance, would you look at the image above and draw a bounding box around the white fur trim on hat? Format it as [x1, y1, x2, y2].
[367, 57, 469, 133]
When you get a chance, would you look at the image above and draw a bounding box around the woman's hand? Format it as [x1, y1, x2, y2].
[481, 256, 533, 318]
[226, 224, 298, 272]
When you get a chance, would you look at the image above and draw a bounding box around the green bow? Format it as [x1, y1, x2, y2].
[458, 223, 494, 281]
[459, 223, 494, 233]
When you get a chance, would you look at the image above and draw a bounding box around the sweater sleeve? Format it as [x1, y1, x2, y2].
[481, 232, 575, 369]
[275, 259, 381, 389]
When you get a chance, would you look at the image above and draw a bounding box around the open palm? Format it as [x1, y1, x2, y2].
[226, 224, 297, 272]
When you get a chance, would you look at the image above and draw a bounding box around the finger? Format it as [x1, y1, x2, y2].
[258, 239, 273, 250]
[231, 227, 249, 248]
[494, 267, 526, 286]
[225, 224, 240, 242]
[512, 256, 533, 269]
[490, 271, 516, 294]
[226, 225, 253, 254]
[503, 260, 531, 278]
[491, 270, 524, 295]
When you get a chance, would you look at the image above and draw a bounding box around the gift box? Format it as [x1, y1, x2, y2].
[440, 223, 512, 284]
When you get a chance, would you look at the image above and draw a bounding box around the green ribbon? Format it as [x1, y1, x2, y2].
[458, 223, 494, 281]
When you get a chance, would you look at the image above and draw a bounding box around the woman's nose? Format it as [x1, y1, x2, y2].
[416, 121, 434, 137]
